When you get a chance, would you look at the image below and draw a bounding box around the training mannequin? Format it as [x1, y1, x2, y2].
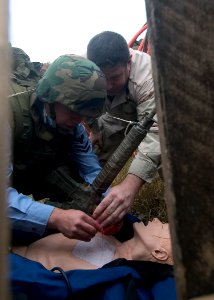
[13, 218, 173, 271]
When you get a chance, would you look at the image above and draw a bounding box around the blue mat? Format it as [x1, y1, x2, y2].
[9, 253, 176, 300]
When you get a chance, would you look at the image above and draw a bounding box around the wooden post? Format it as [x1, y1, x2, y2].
[0, 0, 10, 299]
[145, 0, 214, 299]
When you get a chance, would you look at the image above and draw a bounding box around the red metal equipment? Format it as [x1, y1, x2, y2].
[128, 23, 150, 54]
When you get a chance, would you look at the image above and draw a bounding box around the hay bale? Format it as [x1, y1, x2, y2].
[112, 157, 168, 224]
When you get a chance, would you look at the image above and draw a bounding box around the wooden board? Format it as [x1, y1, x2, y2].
[145, 0, 214, 298]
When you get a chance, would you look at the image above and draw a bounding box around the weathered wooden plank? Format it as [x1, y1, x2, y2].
[0, 0, 10, 299]
[145, 0, 214, 299]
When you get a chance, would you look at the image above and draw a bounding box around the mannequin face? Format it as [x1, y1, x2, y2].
[133, 218, 173, 264]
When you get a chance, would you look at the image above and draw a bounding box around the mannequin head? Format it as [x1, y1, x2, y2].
[131, 218, 173, 265]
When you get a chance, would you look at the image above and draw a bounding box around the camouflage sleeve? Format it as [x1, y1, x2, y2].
[128, 130, 161, 182]
[128, 79, 161, 182]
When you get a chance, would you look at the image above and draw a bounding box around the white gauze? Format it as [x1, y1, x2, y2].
[72, 235, 115, 267]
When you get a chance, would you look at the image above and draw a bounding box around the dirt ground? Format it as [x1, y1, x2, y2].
[112, 158, 168, 225]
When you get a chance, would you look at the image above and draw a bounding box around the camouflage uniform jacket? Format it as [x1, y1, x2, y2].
[92, 49, 160, 182]
[11, 90, 102, 198]
[10, 52, 105, 200]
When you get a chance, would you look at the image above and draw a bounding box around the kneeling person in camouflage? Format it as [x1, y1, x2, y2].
[8, 53, 106, 242]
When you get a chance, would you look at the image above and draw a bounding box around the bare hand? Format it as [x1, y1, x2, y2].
[92, 175, 144, 228]
[48, 208, 102, 241]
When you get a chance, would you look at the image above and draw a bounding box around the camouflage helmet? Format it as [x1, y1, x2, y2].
[11, 47, 42, 86]
[36, 54, 107, 118]
[11, 47, 31, 75]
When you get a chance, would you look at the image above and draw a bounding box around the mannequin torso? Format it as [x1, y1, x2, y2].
[13, 218, 173, 271]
